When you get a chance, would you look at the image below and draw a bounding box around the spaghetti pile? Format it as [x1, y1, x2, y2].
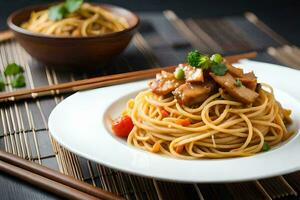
[125, 85, 292, 159]
[111, 51, 293, 159]
[21, 2, 129, 37]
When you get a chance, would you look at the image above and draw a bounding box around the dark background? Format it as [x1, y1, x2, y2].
[1, 0, 300, 45]
[0, 0, 299, 199]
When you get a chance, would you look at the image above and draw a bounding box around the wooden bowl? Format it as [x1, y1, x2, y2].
[7, 3, 139, 71]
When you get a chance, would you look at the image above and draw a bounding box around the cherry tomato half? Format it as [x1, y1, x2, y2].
[112, 115, 134, 137]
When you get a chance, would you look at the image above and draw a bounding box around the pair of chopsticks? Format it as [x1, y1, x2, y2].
[0, 52, 257, 103]
[0, 150, 123, 200]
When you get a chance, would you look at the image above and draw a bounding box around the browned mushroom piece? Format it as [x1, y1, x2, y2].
[149, 62, 260, 105]
[173, 81, 216, 106]
[226, 64, 257, 91]
[226, 64, 244, 77]
[210, 72, 259, 104]
[239, 72, 257, 90]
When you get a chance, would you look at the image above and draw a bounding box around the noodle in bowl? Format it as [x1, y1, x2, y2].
[7, 3, 139, 68]
[21, 3, 129, 37]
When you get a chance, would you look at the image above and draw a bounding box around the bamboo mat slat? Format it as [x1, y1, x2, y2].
[0, 11, 299, 200]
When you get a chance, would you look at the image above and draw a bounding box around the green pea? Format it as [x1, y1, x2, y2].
[210, 53, 223, 64]
[174, 68, 185, 80]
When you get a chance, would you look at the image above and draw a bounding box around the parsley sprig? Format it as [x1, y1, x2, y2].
[49, 0, 83, 21]
[4, 63, 24, 76]
[187, 50, 227, 76]
[0, 63, 26, 91]
[0, 78, 5, 91]
[12, 74, 26, 88]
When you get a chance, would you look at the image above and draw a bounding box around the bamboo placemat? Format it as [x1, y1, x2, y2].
[0, 10, 300, 200]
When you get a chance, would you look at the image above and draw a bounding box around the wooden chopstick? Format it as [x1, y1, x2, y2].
[0, 30, 14, 42]
[224, 51, 256, 64]
[0, 161, 100, 200]
[0, 52, 256, 103]
[0, 150, 124, 200]
[0, 65, 176, 101]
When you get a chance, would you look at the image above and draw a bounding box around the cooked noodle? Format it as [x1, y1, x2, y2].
[125, 84, 293, 159]
[21, 3, 129, 37]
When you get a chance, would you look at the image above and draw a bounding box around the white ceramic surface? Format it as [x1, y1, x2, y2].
[48, 60, 300, 183]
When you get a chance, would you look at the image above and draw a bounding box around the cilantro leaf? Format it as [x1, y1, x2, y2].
[235, 78, 243, 87]
[48, 4, 68, 21]
[4, 63, 24, 76]
[11, 74, 26, 88]
[211, 63, 227, 76]
[65, 0, 83, 12]
[0, 78, 5, 91]
[262, 142, 270, 152]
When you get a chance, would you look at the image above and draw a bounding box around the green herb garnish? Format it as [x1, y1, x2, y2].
[4, 63, 24, 76]
[187, 50, 227, 75]
[0, 63, 26, 90]
[211, 63, 227, 76]
[187, 50, 212, 69]
[0, 78, 5, 91]
[49, 4, 68, 21]
[187, 50, 203, 68]
[49, 0, 83, 21]
[11, 74, 26, 88]
[235, 78, 243, 87]
[65, 0, 83, 12]
[262, 142, 270, 152]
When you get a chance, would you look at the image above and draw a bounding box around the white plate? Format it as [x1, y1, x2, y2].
[48, 60, 300, 183]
